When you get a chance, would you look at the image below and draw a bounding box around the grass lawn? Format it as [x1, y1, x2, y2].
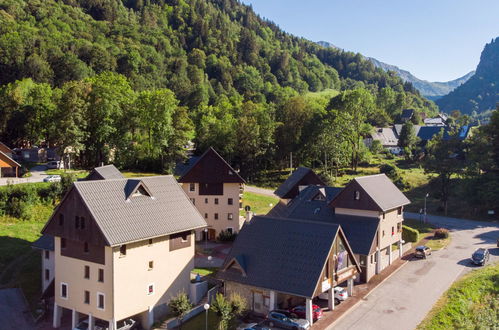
[0, 214, 47, 308]
[175, 310, 226, 330]
[403, 219, 451, 251]
[192, 267, 217, 277]
[45, 169, 89, 178]
[121, 171, 162, 178]
[240, 191, 279, 216]
[418, 262, 499, 329]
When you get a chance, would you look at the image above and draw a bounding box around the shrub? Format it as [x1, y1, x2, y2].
[434, 228, 449, 239]
[217, 230, 237, 242]
[402, 225, 419, 242]
[168, 291, 192, 327]
[379, 163, 408, 189]
[228, 292, 247, 316]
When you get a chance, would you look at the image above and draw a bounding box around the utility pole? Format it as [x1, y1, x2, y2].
[290, 152, 293, 174]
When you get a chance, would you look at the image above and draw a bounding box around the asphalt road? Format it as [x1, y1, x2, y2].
[245, 185, 278, 197]
[328, 213, 499, 330]
[0, 165, 47, 186]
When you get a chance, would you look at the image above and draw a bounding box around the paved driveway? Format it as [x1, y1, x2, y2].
[328, 213, 499, 330]
[0, 165, 47, 186]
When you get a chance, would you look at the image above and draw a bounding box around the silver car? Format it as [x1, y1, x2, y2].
[43, 175, 62, 182]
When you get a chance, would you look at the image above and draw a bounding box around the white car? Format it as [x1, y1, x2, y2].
[43, 175, 61, 182]
[47, 160, 64, 169]
[318, 286, 348, 304]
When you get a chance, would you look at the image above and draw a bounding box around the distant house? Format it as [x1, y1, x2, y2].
[400, 109, 414, 122]
[417, 125, 472, 143]
[13, 147, 60, 163]
[274, 166, 326, 201]
[218, 216, 360, 325]
[84, 164, 124, 181]
[0, 142, 20, 177]
[365, 127, 402, 155]
[178, 147, 245, 241]
[42, 174, 206, 329]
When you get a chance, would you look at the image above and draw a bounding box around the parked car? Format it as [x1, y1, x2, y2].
[471, 248, 490, 266]
[43, 175, 61, 182]
[74, 318, 137, 330]
[318, 286, 348, 304]
[289, 304, 323, 321]
[414, 245, 432, 259]
[236, 322, 271, 330]
[47, 160, 64, 169]
[116, 318, 137, 330]
[267, 310, 310, 329]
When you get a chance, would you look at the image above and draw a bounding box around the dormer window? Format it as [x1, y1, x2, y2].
[132, 186, 149, 197]
[354, 191, 360, 200]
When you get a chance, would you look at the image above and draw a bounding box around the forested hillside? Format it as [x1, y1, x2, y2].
[0, 0, 437, 175]
[437, 37, 499, 114]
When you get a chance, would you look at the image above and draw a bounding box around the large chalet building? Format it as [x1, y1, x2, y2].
[40, 165, 206, 329]
[178, 147, 245, 241]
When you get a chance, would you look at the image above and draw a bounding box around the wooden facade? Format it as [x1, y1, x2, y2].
[329, 180, 383, 212]
[169, 231, 192, 251]
[280, 171, 326, 200]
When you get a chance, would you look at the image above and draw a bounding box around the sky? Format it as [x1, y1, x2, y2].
[241, 0, 499, 82]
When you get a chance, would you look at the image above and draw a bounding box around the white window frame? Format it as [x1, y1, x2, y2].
[97, 292, 105, 310]
[147, 283, 155, 296]
[228, 213, 233, 220]
[189, 183, 195, 192]
[60, 282, 68, 299]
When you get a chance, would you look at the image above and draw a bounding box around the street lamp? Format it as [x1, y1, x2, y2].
[203, 303, 210, 330]
[424, 193, 429, 223]
[204, 228, 208, 251]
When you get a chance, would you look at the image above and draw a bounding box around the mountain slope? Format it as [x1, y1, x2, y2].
[437, 37, 499, 114]
[318, 41, 474, 99]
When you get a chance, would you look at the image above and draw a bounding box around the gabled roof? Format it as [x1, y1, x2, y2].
[178, 147, 245, 184]
[274, 167, 326, 199]
[268, 185, 379, 255]
[330, 174, 410, 212]
[371, 127, 399, 147]
[401, 109, 414, 120]
[218, 216, 358, 298]
[43, 176, 206, 246]
[85, 164, 124, 181]
[0, 142, 13, 154]
[32, 234, 54, 251]
[0, 151, 21, 167]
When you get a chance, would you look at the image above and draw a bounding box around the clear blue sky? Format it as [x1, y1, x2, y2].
[242, 0, 499, 82]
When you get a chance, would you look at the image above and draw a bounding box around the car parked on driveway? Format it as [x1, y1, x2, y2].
[414, 245, 432, 259]
[289, 304, 323, 321]
[267, 310, 310, 329]
[73, 318, 137, 330]
[471, 248, 490, 266]
[318, 286, 348, 304]
[43, 175, 61, 182]
[236, 322, 271, 330]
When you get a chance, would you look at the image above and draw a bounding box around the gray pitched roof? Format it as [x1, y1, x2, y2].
[85, 164, 124, 180]
[32, 234, 54, 251]
[268, 185, 379, 255]
[218, 216, 341, 298]
[371, 127, 399, 147]
[351, 174, 410, 211]
[73, 176, 206, 246]
[274, 167, 325, 199]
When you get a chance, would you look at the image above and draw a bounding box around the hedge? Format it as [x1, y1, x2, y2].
[402, 225, 419, 242]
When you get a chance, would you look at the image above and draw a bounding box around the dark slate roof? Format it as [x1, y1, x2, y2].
[274, 167, 326, 199]
[218, 216, 341, 298]
[268, 185, 378, 255]
[178, 147, 245, 184]
[63, 176, 206, 246]
[85, 164, 124, 181]
[349, 174, 410, 211]
[174, 156, 200, 177]
[401, 109, 414, 120]
[32, 234, 54, 251]
[418, 125, 471, 142]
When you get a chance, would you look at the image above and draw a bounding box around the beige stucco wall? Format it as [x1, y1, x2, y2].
[54, 237, 114, 322]
[335, 207, 380, 218]
[41, 250, 55, 293]
[112, 234, 194, 322]
[181, 183, 243, 239]
[225, 281, 271, 315]
[379, 209, 403, 249]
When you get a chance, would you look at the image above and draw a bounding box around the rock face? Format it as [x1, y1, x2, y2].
[317, 41, 475, 100]
[437, 37, 499, 114]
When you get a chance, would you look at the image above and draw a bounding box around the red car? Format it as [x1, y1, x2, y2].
[289, 304, 323, 321]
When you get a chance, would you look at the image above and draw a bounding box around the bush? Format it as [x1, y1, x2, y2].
[168, 291, 192, 325]
[402, 225, 419, 242]
[379, 164, 408, 189]
[217, 230, 237, 242]
[434, 228, 449, 239]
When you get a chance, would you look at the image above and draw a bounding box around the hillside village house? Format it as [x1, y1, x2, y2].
[178, 147, 245, 241]
[41, 171, 206, 329]
[274, 166, 326, 201]
[270, 171, 410, 282]
[0, 142, 20, 177]
[218, 216, 360, 326]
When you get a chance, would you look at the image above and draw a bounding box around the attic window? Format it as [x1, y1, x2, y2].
[132, 186, 149, 197]
[354, 191, 360, 200]
[59, 214, 64, 226]
[313, 193, 326, 201]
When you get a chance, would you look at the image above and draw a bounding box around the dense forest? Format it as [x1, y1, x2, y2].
[0, 0, 437, 175]
[437, 37, 499, 115]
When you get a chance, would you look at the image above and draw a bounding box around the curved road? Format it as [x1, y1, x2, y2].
[328, 213, 499, 330]
[0, 165, 48, 186]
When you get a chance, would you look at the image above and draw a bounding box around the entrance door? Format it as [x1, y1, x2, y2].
[253, 292, 265, 315]
[208, 229, 216, 240]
